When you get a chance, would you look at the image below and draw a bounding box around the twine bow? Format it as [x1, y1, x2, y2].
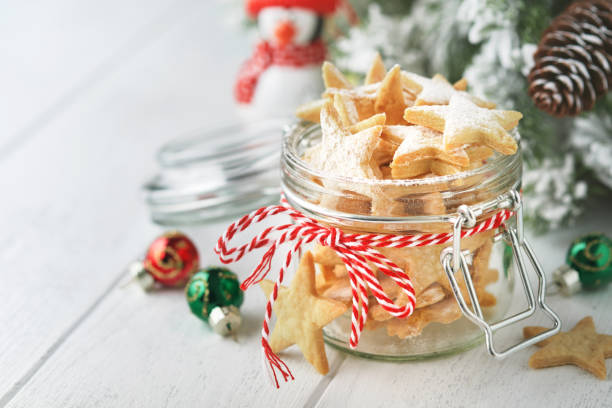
[214, 199, 512, 387]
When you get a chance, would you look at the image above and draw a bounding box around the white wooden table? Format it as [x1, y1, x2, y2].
[2, 2, 612, 407]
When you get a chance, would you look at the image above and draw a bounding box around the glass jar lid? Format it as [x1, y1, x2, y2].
[144, 119, 287, 225]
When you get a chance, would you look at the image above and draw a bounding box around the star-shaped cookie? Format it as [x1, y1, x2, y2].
[260, 251, 348, 375]
[365, 52, 386, 85]
[375, 65, 410, 125]
[323, 88, 378, 122]
[401, 72, 495, 108]
[333, 93, 359, 128]
[349, 112, 386, 134]
[311, 101, 382, 180]
[390, 125, 469, 178]
[322, 61, 353, 89]
[296, 57, 410, 124]
[403, 94, 522, 154]
[386, 297, 462, 339]
[523, 316, 612, 379]
[296, 98, 326, 123]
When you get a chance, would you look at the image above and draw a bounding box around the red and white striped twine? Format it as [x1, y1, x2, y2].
[214, 199, 513, 388]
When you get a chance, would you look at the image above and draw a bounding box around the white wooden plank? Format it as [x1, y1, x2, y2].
[0, 0, 249, 401]
[0, 0, 183, 151]
[314, 200, 612, 408]
[10, 201, 612, 408]
[9, 203, 612, 407]
[4, 222, 344, 408]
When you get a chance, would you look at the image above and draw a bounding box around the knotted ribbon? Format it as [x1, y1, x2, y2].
[214, 199, 513, 387]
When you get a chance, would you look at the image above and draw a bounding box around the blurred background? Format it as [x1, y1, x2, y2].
[4, 0, 609, 233]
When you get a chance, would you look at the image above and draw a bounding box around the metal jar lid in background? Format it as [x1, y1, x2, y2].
[144, 119, 287, 225]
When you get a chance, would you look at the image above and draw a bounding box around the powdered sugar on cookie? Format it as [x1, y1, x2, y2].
[297, 56, 522, 215]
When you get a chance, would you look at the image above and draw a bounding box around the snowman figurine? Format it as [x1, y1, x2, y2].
[235, 0, 340, 118]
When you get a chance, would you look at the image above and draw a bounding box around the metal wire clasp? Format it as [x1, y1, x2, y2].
[441, 190, 561, 358]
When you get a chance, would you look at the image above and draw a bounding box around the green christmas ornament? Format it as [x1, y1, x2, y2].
[567, 233, 612, 289]
[553, 233, 612, 295]
[186, 267, 244, 336]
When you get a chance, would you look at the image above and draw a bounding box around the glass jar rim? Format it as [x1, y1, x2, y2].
[282, 121, 521, 188]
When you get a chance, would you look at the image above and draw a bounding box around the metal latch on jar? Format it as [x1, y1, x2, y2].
[440, 189, 561, 358]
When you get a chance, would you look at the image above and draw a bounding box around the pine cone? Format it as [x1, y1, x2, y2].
[528, 0, 612, 117]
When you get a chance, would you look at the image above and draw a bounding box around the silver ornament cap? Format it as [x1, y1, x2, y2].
[209, 305, 241, 336]
[128, 261, 156, 291]
[552, 264, 582, 296]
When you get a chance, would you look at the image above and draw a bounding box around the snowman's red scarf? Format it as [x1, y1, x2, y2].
[234, 40, 327, 104]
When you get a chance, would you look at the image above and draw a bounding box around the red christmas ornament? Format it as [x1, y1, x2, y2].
[143, 231, 199, 287]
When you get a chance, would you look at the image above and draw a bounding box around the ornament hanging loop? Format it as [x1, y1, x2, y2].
[441, 189, 561, 359]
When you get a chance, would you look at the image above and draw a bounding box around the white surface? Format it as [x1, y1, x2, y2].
[2, 3, 612, 407]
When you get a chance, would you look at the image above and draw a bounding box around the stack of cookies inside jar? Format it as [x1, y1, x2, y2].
[268, 54, 524, 373]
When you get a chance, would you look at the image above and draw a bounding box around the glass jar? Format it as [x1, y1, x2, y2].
[281, 122, 560, 360]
